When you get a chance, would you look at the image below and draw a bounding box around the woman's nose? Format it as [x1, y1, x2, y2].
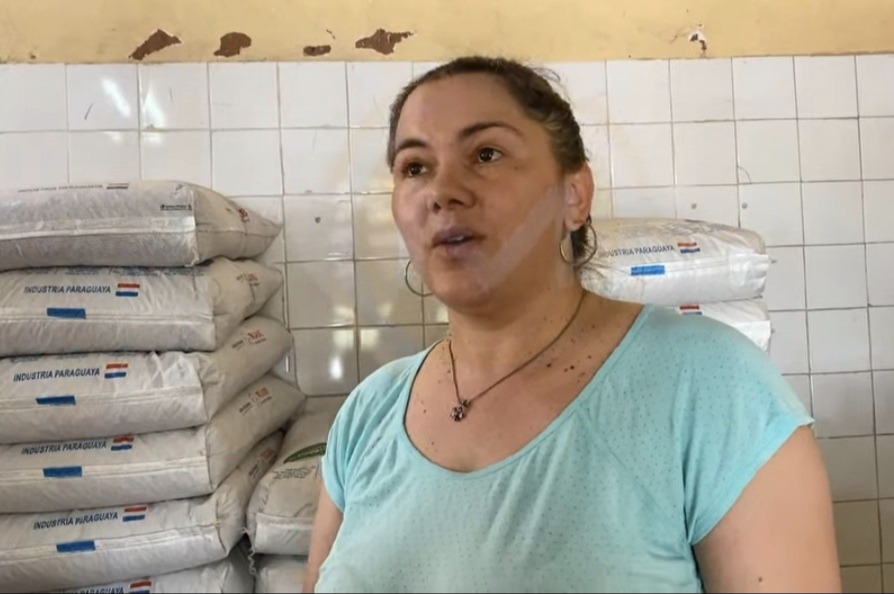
[426, 163, 474, 212]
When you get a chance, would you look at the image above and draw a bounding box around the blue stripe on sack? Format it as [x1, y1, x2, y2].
[111, 444, 132, 451]
[46, 308, 86, 319]
[104, 372, 127, 379]
[122, 515, 146, 522]
[630, 264, 666, 276]
[131, 590, 151, 594]
[43, 466, 83, 478]
[56, 540, 96, 553]
[115, 291, 138, 297]
[36, 395, 77, 406]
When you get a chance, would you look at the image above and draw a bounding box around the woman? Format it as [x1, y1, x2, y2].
[304, 56, 841, 593]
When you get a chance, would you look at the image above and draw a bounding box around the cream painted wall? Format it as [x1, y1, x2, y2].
[1, 0, 893, 64]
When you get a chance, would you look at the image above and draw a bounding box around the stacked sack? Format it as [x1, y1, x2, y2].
[580, 218, 773, 351]
[245, 398, 342, 593]
[0, 181, 307, 593]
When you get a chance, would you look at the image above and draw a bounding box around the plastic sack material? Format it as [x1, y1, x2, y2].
[0, 257, 282, 357]
[0, 316, 292, 444]
[0, 181, 280, 272]
[580, 218, 770, 306]
[54, 542, 255, 594]
[247, 402, 339, 555]
[0, 434, 281, 593]
[668, 298, 772, 352]
[254, 555, 308, 594]
[0, 375, 304, 513]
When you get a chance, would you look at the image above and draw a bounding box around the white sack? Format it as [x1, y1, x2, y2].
[0, 375, 305, 513]
[247, 403, 339, 555]
[254, 556, 307, 594]
[0, 257, 282, 357]
[0, 181, 280, 272]
[0, 434, 281, 593]
[56, 543, 255, 593]
[669, 299, 772, 352]
[579, 218, 771, 306]
[0, 316, 292, 444]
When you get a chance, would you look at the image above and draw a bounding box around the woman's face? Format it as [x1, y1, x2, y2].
[391, 73, 591, 310]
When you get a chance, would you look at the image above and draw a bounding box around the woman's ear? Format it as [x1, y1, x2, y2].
[563, 163, 595, 231]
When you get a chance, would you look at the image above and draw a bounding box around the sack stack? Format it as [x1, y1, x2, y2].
[245, 398, 342, 593]
[0, 181, 305, 593]
[580, 217, 773, 351]
[254, 555, 309, 594]
[54, 540, 256, 593]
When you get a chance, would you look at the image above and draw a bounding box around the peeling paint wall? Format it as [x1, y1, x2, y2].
[1, 0, 893, 64]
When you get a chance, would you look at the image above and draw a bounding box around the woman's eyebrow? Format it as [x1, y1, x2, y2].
[393, 120, 523, 160]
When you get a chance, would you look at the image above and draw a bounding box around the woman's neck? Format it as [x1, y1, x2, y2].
[445, 280, 587, 380]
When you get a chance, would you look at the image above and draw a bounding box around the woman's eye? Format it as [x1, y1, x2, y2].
[477, 147, 502, 163]
[402, 162, 425, 177]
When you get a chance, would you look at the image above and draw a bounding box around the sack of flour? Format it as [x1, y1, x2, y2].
[0, 257, 282, 357]
[579, 218, 770, 306]
[247, 402, 339, 555]
[254, 555, 307, 594]
[669, 298, 772, 352]
[0, 375, 304, 513]
[0, 316, 292, 444]
[55, 542, 255, 593]
[0, 434, 280, 593]
[0, 181, 280, 272]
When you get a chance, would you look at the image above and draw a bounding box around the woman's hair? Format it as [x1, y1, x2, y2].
[387, 55, 592, 260]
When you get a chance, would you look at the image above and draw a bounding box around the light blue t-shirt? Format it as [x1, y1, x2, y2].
[317, 305, 813, 593]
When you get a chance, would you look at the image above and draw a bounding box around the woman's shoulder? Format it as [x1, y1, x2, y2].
[599, 302, 804, 417]
[631, 303, 769, 367]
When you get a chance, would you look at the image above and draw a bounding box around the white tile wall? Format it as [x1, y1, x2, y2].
[674, 185, 739, 227]
[209, 63, 279, 130]
[0, 131, 68, 189]
[138, 63, 209, 130]
[669, 58, 733, 122]
[856, 55, 894, 117]
[609, 124, 674, 187]
[68, 131, 140, 183]
[794, 56, 858, 119]
[548, 62, 608, 125]
[3, 56, 892, 585]
[735, 119, 800, 183]
[802, 182, 864, 245]
[67, 64, 138, 131]
[140, 130, 212, 187]
[0, 64, 67, 131]
[732, 57, 797, 119]
[279, 62, 348, 128]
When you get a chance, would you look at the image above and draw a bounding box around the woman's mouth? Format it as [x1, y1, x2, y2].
[432, 227, 482, 255]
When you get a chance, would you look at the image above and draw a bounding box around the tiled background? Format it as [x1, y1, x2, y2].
[0, 55, 892, 591]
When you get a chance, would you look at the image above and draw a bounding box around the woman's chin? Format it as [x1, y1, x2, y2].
[428, 278, 502, 314]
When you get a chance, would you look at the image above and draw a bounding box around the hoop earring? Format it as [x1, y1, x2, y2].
[559, 219, 598, 270]
[404, 260, 433, 297]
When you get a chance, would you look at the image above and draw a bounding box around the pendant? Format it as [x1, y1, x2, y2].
[450, 399, 470, 422]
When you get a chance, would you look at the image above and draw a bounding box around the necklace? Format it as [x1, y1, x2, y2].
[446, 290, 587, 422]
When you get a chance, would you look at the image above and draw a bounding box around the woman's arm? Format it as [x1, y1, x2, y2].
[694, 426, 841, 593]
[302, 485, 344, 593]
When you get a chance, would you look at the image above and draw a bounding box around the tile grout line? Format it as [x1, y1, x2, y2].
[854, 54, 887, 575]
[345, 61, 362, 389]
